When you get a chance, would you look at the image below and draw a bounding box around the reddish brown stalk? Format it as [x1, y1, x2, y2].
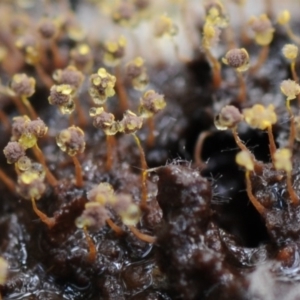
[106, 218, 124, 235]
[245, 171, 265, 215]
[132, 133, 148, 209]
[74, 97, 87, 127]
[105, 135, 115, 171]
[50, 40, 64, 69]
[250, 46, 269, 74]
[32, 145, 58, 187]
[31, 197, 56, 228]
[128, 225, 156, 243]
[232, 128, 263, 174]
[11, 96, 28, 115]
[291, 62, 299, 83]
[194, 130, 212, 168]
[72, 155, 83, 187]
[83, 226, 97, 263]
[34, 63, 54, 89]
[231, 127, 249, 153]
[115, 66, 129, 111]
[0, 109, 11, 131]
[267, 126, 276, 165]
[21, 96, 38, 119]
[204, 48, 222, 89]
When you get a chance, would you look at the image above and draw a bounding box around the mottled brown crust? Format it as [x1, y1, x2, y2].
[225, 49, 248, 69]
[3, 141, 25, 164]
[78, 203, 109, 231]
[38, 19, 57, 39]
[27, 118, 48, 138]
[113, 1, 136, 23]
[92, 111, 115, 130]
[140, 90, 165, 114]
[53, 66, 84, 89]
[11, 116, 30, 140]
[56, 126, 85, 156]
[126, 63, 143, 79]
[249, 16, 273, 33]
[113, 193, 132, 214]
[48, 85, 72, 106]
[10, 74, 35, 97]
[17, 177, 45, 200]
[216, 105, 243, 128]
[120, 111, 143, 134]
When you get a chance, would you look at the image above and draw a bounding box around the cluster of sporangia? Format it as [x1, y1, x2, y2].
[196, 1, 300, 218]
[2, 0, 300, 294]
[0, 2, 171, 276]
[215, 44, 300, 217]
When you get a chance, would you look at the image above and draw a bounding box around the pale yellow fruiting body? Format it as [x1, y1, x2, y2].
[248, 14, 274, 46]
[126, 56, 149, 90]
[103, 36, 127, 67]
[274, 148, 292, 173]
[236, 151, 254, 171]
[222, 48, 250, 72]
[282, 44, 298, 61]
[204, 1, 228, 28]
[154, 14, 178, 38]
[280, 79, 300, 101]
[214, 105, 243, 130]
[87, 182, 116, 206]
[277, 10, 291, 25]
[243, 104, 277, 130]
[89, 68, 116, 105]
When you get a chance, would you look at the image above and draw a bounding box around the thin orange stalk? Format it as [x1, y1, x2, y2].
[204, 48, 222, 89]
[32, 145, 58, 187]
[232, 127, 249, 153]
[105, 135, 115, 171]
[267, 126, 276, 165]
[83, 226, 97, 263]
[245, 171, 265, 215]
[50, 40, 64, 69]
[74, 97, 87, 127]
[128, 225, 156, 243]
[0, 109, 11, 131]
[11, 96, 28, 115]
[115, 66, 129, 111]
[232, 128, 263, 174]
[34, 63, 54, 89]
[31, 197, 56, 228]
[132, 133, 148, 209]
[21, 96, 38, 119]
[250, 46, 269, 74]
[72, 155, 83, 187]
[106, 218, 124, 235]
[291, 62, 299, 82]
[194, 130, 212, 168]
